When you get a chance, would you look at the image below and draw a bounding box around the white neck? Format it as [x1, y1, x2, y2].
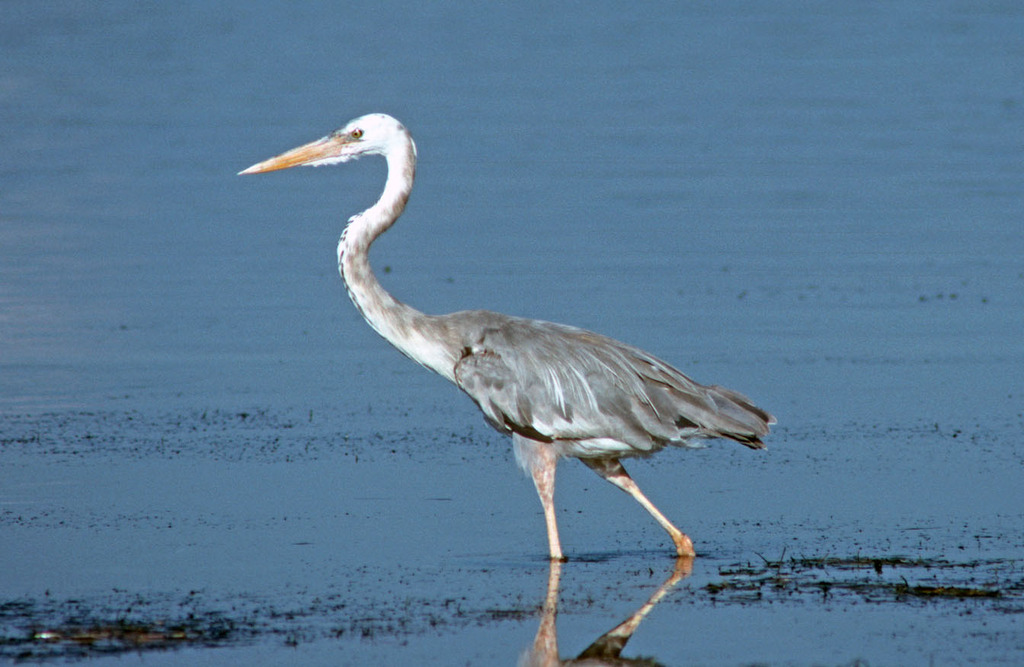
[336, 135, 458, 381]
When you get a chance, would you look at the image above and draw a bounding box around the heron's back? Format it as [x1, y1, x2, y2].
[448, 311, 773, 458]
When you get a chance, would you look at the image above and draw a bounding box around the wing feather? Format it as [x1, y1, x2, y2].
[451, 313, 773, 455]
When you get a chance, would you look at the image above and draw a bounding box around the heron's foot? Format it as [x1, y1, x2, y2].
[673, 532, 696, 558]
[547, 538, 566, 562]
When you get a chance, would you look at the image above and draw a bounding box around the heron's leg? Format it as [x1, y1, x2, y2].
[582, 458, 696, 557]
[514, 436, 565, 561]
[532, 447, 564, 562]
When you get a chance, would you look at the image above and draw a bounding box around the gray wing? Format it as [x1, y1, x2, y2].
[451, 314, 773, 456]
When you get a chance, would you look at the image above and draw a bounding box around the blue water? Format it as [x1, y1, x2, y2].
[2, 2, 1023, 664]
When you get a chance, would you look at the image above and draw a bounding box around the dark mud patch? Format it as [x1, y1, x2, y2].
[0, 579, 543, 661]
[0, 592, 246, 661]
[704, 553, 1023, 609]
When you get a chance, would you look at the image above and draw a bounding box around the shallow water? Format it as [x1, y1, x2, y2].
[2, 2, 1023, 664]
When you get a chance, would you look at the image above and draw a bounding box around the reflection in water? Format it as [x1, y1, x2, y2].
[522, 558, 693, 667]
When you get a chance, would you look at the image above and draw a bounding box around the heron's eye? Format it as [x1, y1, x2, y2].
[351, 128, 364, 139]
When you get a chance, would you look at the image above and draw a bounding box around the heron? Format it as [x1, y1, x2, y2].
[240, 113, 773, 560]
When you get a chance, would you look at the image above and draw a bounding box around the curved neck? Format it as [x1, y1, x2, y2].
[337, 137, 457, 380]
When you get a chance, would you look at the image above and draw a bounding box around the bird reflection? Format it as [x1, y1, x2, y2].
[522, 557, 693, 667]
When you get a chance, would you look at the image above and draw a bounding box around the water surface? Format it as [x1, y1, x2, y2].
[2, 2, 1023, 664]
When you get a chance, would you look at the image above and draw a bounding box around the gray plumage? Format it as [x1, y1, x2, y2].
[240, 113, 774, 560]
[450, 312, 771, 456]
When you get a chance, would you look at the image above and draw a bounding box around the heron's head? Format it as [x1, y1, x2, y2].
[239, 113, 412, 175]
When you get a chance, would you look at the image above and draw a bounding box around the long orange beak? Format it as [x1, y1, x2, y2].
[238, 135, 350, 175]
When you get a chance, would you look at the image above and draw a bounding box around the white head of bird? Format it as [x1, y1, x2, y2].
[238, 113, 415, 175]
